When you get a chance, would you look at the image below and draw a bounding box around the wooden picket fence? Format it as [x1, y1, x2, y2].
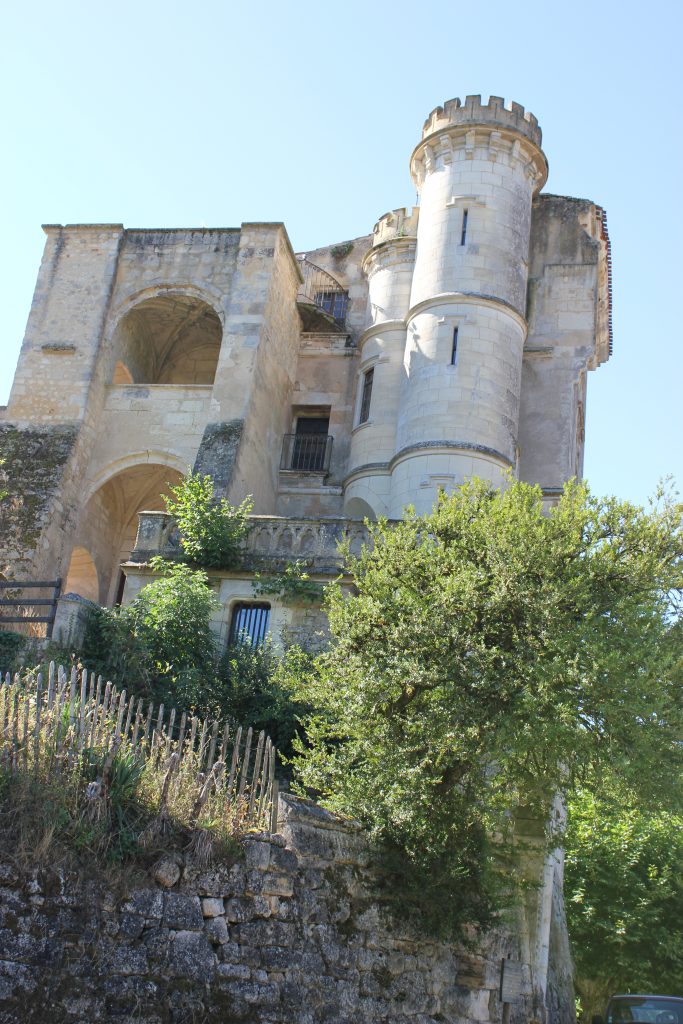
[0, 663, 279, 833]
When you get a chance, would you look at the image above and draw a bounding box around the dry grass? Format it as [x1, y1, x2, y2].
[0, 664, 276, 872]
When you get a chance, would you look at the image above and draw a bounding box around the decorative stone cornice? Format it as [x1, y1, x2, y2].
[392, 440, 514, 470]
[345, 440, 513, 485]
[358, 320, 406, 349]
[362, 236, 417, 278]
[407, 292, 528, 334]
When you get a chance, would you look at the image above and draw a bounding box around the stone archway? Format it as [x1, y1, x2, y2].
[344, 497, 377, 521]
[72, 463, 185, 605]
[63, 546, 99, 603]
[111, 294, 223, 386]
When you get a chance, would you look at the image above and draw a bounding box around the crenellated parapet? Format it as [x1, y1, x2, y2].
[370, 207, 420, 247]
[421, 95, 542, 148]
[411, 95, 547, 195]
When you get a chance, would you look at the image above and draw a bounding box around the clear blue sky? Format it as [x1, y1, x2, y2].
[2, 0, 681, 507]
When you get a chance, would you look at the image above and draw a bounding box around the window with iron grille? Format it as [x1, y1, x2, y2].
[314, 290, 348, 324]
[292, 416, 329, 471]
[359, 367, 374, 424]
[229, 602, 271, 648]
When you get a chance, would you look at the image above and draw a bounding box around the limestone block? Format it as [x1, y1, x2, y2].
[205, 916, 230, 945]
[163, 892, 204, 930]
[201, 897, 225, 918]
[168, 929, 216, 979]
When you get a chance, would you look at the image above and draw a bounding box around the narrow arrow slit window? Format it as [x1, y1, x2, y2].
[450, 327, 459, 365]
[460, 208, 469, 246]
[359, 367, 374, 424]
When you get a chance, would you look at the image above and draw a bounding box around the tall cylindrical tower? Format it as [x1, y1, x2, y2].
[345, 207, 418, 519]
[389, 95, 548, 516]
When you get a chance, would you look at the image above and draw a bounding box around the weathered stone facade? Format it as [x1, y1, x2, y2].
[0, 94, 612, 1020]
[0, 796, 571, 1024]
[0, 94, 611, 611]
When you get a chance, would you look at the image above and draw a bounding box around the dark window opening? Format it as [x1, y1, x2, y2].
[450, 327, 459, 366]
[114, 570, 126, 607]
[296, 416, 329, 436]
[229, 602, 271, 648]
[314, 290, 348, 325]
[460, 208, 469, 246]
[359, 368, 374, 424]
[289, 415, 330, 471]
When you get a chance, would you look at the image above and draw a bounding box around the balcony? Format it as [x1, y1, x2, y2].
[296, 257, 348, 332]
[129, 512, 371, 573]
[280, 433, 333, 474]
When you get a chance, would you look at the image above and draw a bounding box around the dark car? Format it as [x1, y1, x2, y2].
[593, 995, 683, 1024]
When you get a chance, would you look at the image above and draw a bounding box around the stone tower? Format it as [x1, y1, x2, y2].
[1, 94, 611, 628]
[347, 96, 550, 517]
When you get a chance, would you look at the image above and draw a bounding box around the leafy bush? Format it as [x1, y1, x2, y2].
[78, 561, 305, 760]
[81, 558, 218, 707]
[123, 558, 218, 704]
[163, 472, 252, 568]
[212, 642, 312, 761]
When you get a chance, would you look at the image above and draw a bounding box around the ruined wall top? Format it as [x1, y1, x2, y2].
[421, 95, 543, 149]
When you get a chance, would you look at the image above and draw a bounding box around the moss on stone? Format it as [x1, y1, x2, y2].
[193, 420, 243, 495]
[0, 423, 78, 570]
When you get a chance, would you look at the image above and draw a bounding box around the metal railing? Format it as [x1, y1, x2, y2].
[0, 579, 62, 639]
[296, 257, 348, 327]
[280, 433, 333, 473]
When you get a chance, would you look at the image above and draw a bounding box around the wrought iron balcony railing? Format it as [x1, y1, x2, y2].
[280, 433, 333, 473]
[296, 257, 348, 330]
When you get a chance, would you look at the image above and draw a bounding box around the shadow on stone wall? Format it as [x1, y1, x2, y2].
[0, 795, 570, 1024]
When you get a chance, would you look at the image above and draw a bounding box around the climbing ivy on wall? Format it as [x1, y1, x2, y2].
[253, 560, 325, 605]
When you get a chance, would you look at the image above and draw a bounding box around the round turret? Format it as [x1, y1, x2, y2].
[390, 96, 548, 516]
[370, 207, 420, 248]
[344, 95, 550, 521]
[345, 209, 419, 519]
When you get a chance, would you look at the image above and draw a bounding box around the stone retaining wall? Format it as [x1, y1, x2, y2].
[0, 795, 568, 1024]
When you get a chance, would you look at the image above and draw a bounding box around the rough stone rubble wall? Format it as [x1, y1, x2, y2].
[0, 795, 574, 1024]
[0, 423, 79, 579]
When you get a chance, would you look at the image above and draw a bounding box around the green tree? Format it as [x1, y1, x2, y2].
[82, 558, 219, 709]
[565, 791, 683, 1018]
[288, 478, 683, 937]
[163, 472, 252, 568]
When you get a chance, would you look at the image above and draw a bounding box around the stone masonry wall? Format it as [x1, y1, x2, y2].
[0, 795, 571, 1024]
[0, 423, 79, 578]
